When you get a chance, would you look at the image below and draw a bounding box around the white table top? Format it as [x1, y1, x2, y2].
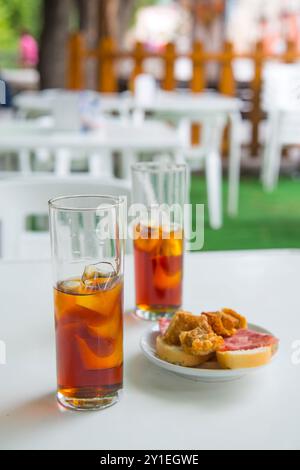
[0, 250, 299, 450]
[14, 91, 125, 114]
[132, 90, 242, 114]
[0, 118, 179, 151]
[2, 69, 39, 89]
[14, 90, 242, 115]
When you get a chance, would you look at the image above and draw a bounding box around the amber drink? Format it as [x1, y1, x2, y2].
[134, 224, 183, 318]
[131, 162, 187, 320]
[49, 195, 125, 411]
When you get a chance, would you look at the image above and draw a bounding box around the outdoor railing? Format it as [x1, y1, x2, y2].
[67, 34, 300, 156]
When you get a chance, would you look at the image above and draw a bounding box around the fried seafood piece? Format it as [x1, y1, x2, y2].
[222, 308, 247, 329]
[202, 309, 247, 338]
[163, 311, 212, 346]
[179, 326, 224, 356]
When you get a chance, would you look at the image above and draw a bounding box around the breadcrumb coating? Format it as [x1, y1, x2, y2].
[180, 327, 224, 356]
[202, 309, 247, 338]
[163, 311, 212, 346]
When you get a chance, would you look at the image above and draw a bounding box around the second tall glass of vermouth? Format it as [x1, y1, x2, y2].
[131, 162, 187, 320]
[49, 195, 126, 411]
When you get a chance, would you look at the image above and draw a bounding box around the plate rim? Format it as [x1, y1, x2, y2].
[140, 322, 278, 377]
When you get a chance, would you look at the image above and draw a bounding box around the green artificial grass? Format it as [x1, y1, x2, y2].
[190, 175, 300, 251]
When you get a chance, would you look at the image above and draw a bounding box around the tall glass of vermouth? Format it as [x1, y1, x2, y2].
[49, 195, 126, 411]
[131, 162, 187, 320]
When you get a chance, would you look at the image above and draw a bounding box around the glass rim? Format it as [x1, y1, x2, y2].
[48, 194, 127, 212]
[131, 161, 187, 174]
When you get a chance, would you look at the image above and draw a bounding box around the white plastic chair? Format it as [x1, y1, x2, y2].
[176, 114, 228, 230]
[0, 116, 115, 178]
[262, 63, 300, 191]
[52, 92, 81, 132]
[132, 80, 241, 229]
[144, 111, 229, 230]
[0, 176, 131, 260]
[134, 74, 157, 108]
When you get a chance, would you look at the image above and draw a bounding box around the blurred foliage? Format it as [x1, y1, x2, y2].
[0, 0, 42, 67]
[131, 0, 160, 26]
[0, 0, 163, 49]
[0, 0, 42, 49]
[133, 0, 160, 15]
[0, 0, 160, 67]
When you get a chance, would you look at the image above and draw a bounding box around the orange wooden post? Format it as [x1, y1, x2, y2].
[98, 37, 118, 93]
[250, 40, 264, 157]
[219, 41, 235, 156]
[162, 42, 176, 91]
[190, 42, 206, 146]
[129, 42, 145, 92]
[219, 41, 235, 96]
[285, 39, 297, 63]
[191, 41, 205, 92]
[67, 33, 85, 90]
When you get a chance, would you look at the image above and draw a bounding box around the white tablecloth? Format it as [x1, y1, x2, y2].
[0, 251, 299, 450]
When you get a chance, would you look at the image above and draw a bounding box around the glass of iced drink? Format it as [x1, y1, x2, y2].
[131, 162, 187, 320]
[49, 195, 126, 411]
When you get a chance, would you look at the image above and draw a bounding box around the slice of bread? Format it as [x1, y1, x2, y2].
[156, 335, 213, 367]
[216, 346, 272, 370]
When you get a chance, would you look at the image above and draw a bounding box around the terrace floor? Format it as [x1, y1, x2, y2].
[190, 175, 300, 251]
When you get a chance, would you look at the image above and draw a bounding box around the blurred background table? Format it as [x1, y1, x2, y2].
[0, 118, 180, 179]
[14, 91, 127, 117]
[0, 250, 298, 450]
[10, 89, 242, 228]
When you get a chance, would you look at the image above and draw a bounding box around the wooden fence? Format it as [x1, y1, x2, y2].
[67, 33, 300, 156]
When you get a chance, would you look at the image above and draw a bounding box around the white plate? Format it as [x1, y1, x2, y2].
[140, 323, 278, 382]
